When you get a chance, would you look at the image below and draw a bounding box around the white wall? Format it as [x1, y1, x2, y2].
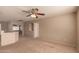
[39, 13, 77, 47]
[34, 22, 39, 38]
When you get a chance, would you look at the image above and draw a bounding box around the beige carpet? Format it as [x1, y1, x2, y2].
[0, 37, 77, 53]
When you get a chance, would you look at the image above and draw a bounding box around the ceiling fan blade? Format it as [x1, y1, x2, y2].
[37, 13, 45, 15]
[35, 8, 39, 11]
[22, 10, 30, 13]
[26, 14, 31, 17]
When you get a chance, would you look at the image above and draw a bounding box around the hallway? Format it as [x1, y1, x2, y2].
[0, 37, 77, 53]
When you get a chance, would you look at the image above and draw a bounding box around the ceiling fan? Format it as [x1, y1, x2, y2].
[22, 8, 45, 18]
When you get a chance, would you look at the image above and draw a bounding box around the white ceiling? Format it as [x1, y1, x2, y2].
[0, 6, 77, 21]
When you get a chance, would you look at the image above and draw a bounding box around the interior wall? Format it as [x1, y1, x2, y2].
[0, 24, 1, 35]
[24, 21, 33, 37]
[0, 21, 9, 32]
[33, 22, 39, 38]
[8, 21, 24, 36]
[9, 21, 23, 31]
[77, 9, 79, 51]
[39, 13, 77, 47]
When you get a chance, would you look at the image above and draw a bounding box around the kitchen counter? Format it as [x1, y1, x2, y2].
[1, 31, 19, 46]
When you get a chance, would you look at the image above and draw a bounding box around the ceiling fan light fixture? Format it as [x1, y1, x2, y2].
[22, 8, 45, 19]
[31, 14, 36, 18]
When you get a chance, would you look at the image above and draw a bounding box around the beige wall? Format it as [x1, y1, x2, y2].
[77, 9, 79, 51]
[39, 13, 77, 47]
